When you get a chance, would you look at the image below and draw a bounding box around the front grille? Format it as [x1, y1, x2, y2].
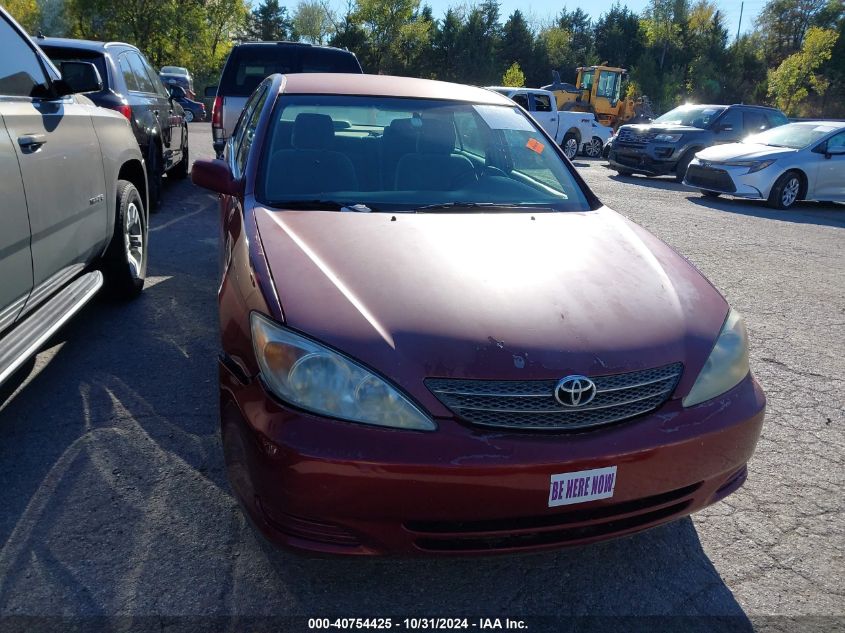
[425, 363, 683, 431]
[685, 164, 736, 192]
[616, 128, 657, 146]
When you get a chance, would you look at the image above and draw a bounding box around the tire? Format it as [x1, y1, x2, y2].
[674, 150, 696, 183]
[171, 127, 190, 180]
[146, 144, 163, 210]
[184, 109, 194, 123]
[767, 171, 802, 209]
[102, 180, 147, 299]
[562, 133, 579, 160]
[583, 136, 603, 158]
[701, 190, 721, 198]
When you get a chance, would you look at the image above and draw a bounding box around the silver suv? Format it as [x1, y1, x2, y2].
[0, 8, 149, 387]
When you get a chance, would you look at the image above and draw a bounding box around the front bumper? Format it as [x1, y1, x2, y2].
[221, 361, 765, 556]
[608, 143, 684, 175]
[683, 159, 772, 198]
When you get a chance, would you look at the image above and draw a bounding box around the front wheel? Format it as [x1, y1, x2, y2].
[583, 136, 603, 158]
[674, 151, 696, 183]
[102, 180, 147, 299]
[561, 133, 579, 160]
[184, 109, 194, 123]
[767, 171, 802, 209]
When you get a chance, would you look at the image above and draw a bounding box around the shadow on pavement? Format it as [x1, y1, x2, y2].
[686, 195, 845, 228]
[0, 173, 751, 629]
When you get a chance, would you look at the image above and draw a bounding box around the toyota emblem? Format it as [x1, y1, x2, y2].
[554, 375, 598, 407]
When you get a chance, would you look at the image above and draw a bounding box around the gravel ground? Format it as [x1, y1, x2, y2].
[0, 124, 842, 632]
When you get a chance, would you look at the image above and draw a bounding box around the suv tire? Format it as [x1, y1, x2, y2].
[102, 180, 147, 299]
[171, 127, 190, 180]
[147, 145, 163, 210]
[675, 150, 696, 183]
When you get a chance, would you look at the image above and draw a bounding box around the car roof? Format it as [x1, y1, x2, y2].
[281, 74, 513, 105]
[234, 41, 349, 53]
[674, 103, 781, 112]
[784, 120, 845, 129]
[35, 36, 137, 52]
[485, 86, 550, 95]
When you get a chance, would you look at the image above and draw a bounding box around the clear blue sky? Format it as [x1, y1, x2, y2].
[413, 0, 767, 37]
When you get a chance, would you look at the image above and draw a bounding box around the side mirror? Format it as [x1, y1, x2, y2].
[192, 158, 241, 196]
[54, 61, 102, 96]
[204, 85, 218, 98]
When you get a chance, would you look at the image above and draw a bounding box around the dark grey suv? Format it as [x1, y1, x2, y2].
[608, 103, 788, 181]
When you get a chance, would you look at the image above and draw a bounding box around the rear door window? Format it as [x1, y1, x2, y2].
[716, 109, 742, 133]
[118, 53, 139, 92]
[127, 52, 156, 93]
[511, 93, 529, 109]
[533, 93, 553, 112]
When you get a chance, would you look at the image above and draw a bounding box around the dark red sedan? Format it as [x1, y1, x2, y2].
[192, 73, 765, 555]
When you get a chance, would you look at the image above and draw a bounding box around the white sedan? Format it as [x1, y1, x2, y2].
[684, 121, 845, 209]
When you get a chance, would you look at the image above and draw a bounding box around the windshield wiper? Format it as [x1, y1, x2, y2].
[264, 199, 378, 212]
[413, 202, 554, 213]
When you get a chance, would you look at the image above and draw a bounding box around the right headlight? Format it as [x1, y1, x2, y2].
[251, 313, 436, 431]
[682, 309, 750, 407]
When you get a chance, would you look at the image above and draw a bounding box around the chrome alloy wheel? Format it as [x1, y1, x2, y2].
[563, 137, 579, 160]
[124, 202, 144, 278]
[584, 137, 603, 158]
[781, 176, 800, 207]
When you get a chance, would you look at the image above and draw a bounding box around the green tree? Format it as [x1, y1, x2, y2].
[499, 10, 533, 78]
[501, 61, 524, 86]
[354, 0, 420, 73]
[455, 0, 501, 85]
[431, 8, 462, 81]
[767, 26, 839, 114]
[594, 3, 644, 69]
[756, 0, 832, 63]
[5, 0, 40, 31]
[248, 0, 295, 41]
[293, 0, 331, 44]
[557, 7, 593, 65]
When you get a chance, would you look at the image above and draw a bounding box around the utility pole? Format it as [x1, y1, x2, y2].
[736, 1, 744, 43]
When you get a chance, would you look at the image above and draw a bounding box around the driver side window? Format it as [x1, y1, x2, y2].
[826, 132, 845, 151]
[0, 17, 50, 97]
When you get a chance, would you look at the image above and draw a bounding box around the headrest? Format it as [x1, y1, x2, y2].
[417, 119, 455, 154]
[292, 113, 334, 149]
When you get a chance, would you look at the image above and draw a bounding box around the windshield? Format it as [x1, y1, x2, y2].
[654, 105, 725, 128]
[257, 95, 591, 213]
[746, 123, 839, 149]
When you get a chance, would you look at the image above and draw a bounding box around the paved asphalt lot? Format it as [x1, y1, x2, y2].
[0, 123, 842, 631]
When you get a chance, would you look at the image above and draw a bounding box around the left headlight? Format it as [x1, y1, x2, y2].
[250, 313, 436, 431]
[654, 133, 683, 143]
[683, 309, 750, 407]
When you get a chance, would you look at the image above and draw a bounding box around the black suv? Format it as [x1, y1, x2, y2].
[37, 37, 190, 207]
[206, 42, 363, 157]
[608, 103, 788, 181]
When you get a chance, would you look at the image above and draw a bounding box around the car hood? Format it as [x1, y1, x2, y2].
[695, 143, 798, 162]
[255, 206, 728, 411]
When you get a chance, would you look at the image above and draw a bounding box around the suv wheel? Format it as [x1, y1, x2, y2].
[675, 150, 696, 183]
[184, 109, 194, 123]
[562, 133, 579, 160]
[102, 180, 147, 299]
[768, 171, 802, 209]
[583, 137, 603, 158]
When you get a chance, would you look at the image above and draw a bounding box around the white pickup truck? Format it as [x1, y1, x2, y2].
[486, 87, 612, 160]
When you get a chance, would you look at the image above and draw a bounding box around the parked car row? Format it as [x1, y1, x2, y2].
[606, 102, 845, 208]
[1, 8, 149, 386]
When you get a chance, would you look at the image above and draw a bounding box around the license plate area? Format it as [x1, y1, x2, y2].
[548, 466, 617, 507]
